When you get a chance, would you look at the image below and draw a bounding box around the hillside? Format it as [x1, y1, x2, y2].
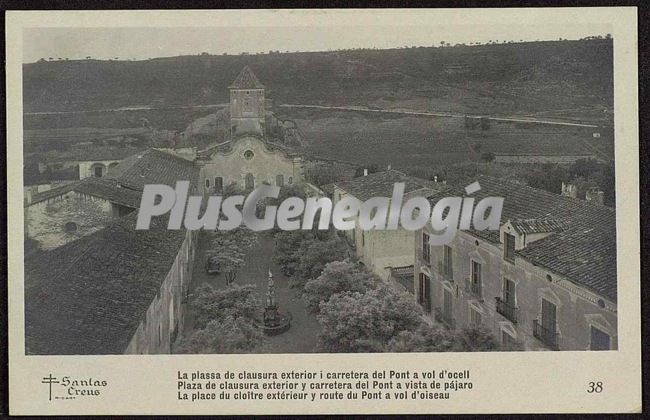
[24, 39, 613, 124]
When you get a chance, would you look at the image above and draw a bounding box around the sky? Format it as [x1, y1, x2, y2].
[23, 24, 611, 63]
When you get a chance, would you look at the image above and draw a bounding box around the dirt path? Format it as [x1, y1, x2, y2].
[279, 104, 600, 128]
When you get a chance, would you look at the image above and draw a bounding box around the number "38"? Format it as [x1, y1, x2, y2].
[587, 382, 603, 393]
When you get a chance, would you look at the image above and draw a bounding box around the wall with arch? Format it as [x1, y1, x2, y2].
[78, 159, 122, 180]
[199, 136, 304, 193]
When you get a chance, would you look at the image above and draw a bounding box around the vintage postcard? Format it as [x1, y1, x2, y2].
[6, 8, 641, 415]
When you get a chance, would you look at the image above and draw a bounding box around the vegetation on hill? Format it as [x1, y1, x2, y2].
[24, 39, 612, 118]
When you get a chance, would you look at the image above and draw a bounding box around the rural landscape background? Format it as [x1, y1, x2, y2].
[24, 37, 614, 205]
[23, 34, 618, 355]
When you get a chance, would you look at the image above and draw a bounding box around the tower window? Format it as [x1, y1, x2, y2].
[64, 222, 78, 232]
[244, 150, 254, 160]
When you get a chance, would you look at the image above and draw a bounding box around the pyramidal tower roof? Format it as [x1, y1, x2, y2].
[229, 65, 265, 89]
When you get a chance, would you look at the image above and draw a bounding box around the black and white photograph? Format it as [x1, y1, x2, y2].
[6, 7, 641, 415]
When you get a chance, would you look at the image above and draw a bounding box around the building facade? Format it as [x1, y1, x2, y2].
[332, 170, 438, 283]
[414, 175, 617, 351]
[197, 66, 304, 193]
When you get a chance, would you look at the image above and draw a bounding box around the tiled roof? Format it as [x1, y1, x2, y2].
[44, 146, 144, 162]
[28, 177, 143, 208]
[427, 175, 617, 302]
[228, 65, 264, 89]
[509, 218, 568, 235]
[105, 149, 199, 191]
[334, 170, 438, 201]
[197, 138, 300, 160]
[27, 182, 78, 205]
[73, 177, 143, 208]
[25, 213, 186, 355]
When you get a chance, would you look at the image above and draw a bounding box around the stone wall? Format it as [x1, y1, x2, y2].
[125, 229, 197, 354]
[24, 191, 124, 250]
[414, 228, 617, 351]
[78, 160, 122, 179]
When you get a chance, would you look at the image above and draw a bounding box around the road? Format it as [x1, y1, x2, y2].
[279, 104, 601, 128]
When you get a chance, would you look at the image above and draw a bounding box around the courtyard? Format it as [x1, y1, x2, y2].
[186, 231, 321, 354]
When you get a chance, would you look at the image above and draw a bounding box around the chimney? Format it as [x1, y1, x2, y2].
[363, 168, 368, 176]
[561, 182, 577, 198]
[585, 188, 605, 205]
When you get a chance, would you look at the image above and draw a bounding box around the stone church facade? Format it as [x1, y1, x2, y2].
[197, 66, 304, 193]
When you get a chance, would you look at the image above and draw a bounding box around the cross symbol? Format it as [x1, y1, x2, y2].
[41, 374, 59, 401]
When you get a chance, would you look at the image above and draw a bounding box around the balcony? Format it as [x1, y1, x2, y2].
[495, 297, 518, 323]
[464, 278, 483, 301]
[434, 307, 456, 329]
[533, 319, 559, 350]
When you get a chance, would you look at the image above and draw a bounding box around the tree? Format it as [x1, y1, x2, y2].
[387, 324, 457, 352]
[190, 283, 262, 330]
[316, 287, 424, 352]
[453, 327, 500, 352]
[273, 230, 316, 276]
[305, 162, 340, 187]
[292, 236, 348, 288]
[177, 317, 265, 354]
[303, 261, 379, 312]
[387, 325, 500, 352]
[206, 227, 257, 285]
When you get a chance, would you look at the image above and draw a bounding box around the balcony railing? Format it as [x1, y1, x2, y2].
[464, 278, 483, 300]
[434, 307, 456, 329]
[495, 297, 518, 323]
[533, 319, 559, 350]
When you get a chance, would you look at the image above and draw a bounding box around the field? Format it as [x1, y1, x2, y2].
[22, 39, 615, 183]
[280, 108, 613, 174]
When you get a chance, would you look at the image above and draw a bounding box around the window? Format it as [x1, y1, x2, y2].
[501, 330, 517, 349]
[94, 166, 103, 177]
[422, 232, 430, 264]
[361, 231, 365, 247]
[590, 326, 611, 351]
[288, 176, 293, 185]
[245, 173, 255, 190]
[497, 278, 518, 322]
[443, 288, 453, 320]
[504, 233, 516, 262]
[470, 260, 482, 297]
[64, 222, 78, 232]
[503, 278, 516, 306]
[244, 150, 254, 160]
[469, 306, 482, 326]
[243, 93, 253, 112]
[418, 273, 431, 313]
[442, 245, 453, 279]
[541, 298, 557, 333]
[205, 178, 211, 189]
[214, 177, 223, 193]
[276, 174, 284, 187]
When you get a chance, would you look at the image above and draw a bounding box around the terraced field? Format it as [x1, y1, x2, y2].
[287, 109, 613, 173]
